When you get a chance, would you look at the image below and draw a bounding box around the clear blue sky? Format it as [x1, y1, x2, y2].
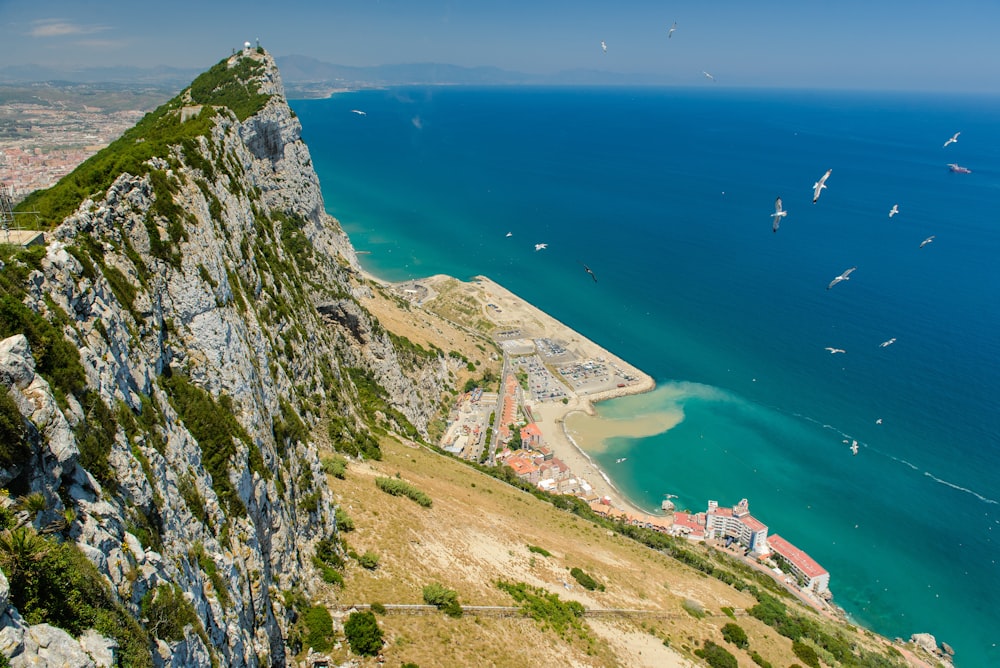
[1, 0, 998, 92]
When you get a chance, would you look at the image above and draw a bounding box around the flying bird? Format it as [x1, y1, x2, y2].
[771, 197, 787, 233]
[813, 169, 832, 203]
[825, 347, 846, 354]
[943, 132, 960, 148]
[702, 71, 715, 81]
[668, 21, 677, 38]
[350, 109, 366, 116]
[505, 232, 513, 237]
[827, 266, 856, 290]
[879, 337, 897, 348]
[920, 235, 935, 248]
[850, 440, 859, 455]
[534, 243, 548, 251]
[888, 204, 899, 218]
[601, 40, 607, 53]
[581, 262, 598, 282]
[876, 418, 883, 425]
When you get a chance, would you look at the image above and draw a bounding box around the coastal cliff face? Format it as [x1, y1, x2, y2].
[0, 49, 448, 667]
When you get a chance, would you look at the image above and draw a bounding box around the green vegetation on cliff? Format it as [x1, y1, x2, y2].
[15, 53, 271, 227]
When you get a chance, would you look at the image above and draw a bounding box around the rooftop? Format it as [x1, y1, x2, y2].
[767, 534, 828, 579]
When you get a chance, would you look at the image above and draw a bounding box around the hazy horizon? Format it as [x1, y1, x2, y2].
[1, 1, 998, 93]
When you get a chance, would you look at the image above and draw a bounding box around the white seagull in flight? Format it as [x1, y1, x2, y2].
[601, 40, 607, 53]
[702, 71, 715, 82]
[813, 169, 832, 203]
[505, 232, 513, 237]
[825, 347, 846, 354]
[771, 197, 787, 233]
[535, 243, 548, 251]
[920, 235, 935, 248]
[888, 204, 899, 218]
[850, 440, 859, 455]
[879, 337, 897, 348]
[668, 21, 677, 38]
[943, 132, 960, 148]
[350, 109, 366, 116]
[827, 266, 856, 290]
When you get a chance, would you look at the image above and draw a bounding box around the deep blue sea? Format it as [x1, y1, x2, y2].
[291, 87, 1000, 666]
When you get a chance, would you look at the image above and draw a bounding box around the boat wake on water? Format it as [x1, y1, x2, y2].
[794, 412, 1000, 506]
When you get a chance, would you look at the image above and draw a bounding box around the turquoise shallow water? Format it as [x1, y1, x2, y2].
[292, 87, 1000, 665]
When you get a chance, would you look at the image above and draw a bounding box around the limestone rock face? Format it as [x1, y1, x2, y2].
[0, 50, 447, 666]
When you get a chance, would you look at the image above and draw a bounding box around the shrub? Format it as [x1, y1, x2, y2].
[721, 622, 749, 649]
[570, 567, 604, 592]
[313, 536, 344, 585]
[496, 580, 587, 639]
[140, 584, 200, 642]
[302, 605, 334, 652]
[357, 551, 379, 570]
[343, 610, 383, 656]
[162, 372, 250, 516]
[422, 582, 462, 618]
[369, 602, 386, 615]
[682, 598, 706, 619]
[0, 389, 30, 469]
[375, 476, 432, 508]
[695, 640, 738, 668]
[0, 526, 152, 666]
[792, 640, 821, 668]
[335, 506, 355, 532]
[321, 455, 347, 479]
[527, 545, 551, 557]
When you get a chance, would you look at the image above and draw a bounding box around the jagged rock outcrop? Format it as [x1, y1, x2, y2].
[0, 48, 450, 666]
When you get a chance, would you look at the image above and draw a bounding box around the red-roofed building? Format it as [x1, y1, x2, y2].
[520, 423, 543, 448]
[671, 512, 706, 540]
[767, 534, 830, 594]
[705, 499, 770, 556]
[505, 453, 540, 484]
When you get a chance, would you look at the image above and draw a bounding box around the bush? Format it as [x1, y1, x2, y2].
[313, 536, 345, 585]
[140, 584, 200, 642]
[369, 602, 386, 615]
[792, 640, 821, 668]
[375, 476, 432, 507]
[682, 598, 706, 619]
[721, 622, 749, 649]
[343, 610, 383, 656]
[422, 582, 462, 618]
[162, 372, 251, 516]
[357, 551, 379, 570]
[496, 580, 587, 638]
[321, 455, 347, 479]
[527, 545, 551, 557]
[335, 506, 355, 532]
[695, 640, 738, 668]
[0, 389, 30, 469]
[0, 527, 152, 666]
[569, 567, 604, 592]
[302, 606, 334, 652]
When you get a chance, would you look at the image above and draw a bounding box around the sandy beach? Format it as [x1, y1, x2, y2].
[361, 269, 662, 517]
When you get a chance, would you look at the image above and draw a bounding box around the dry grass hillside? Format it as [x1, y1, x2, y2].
[310, 435, 919, 668]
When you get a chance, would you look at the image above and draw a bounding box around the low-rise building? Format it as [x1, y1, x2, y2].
[767, 534, 830, 594]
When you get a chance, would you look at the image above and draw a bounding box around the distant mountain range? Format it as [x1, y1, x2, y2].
[0, 54, 676, 94]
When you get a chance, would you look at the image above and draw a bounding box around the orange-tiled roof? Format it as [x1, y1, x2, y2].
[743, 515, 768, 532]
[521, 423, 543, 438]
[767, 534, 828, 578]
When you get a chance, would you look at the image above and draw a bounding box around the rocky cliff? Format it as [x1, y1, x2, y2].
[0, 49, 450, 667]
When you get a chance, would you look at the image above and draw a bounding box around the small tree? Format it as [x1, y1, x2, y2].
[344, 610, 383, 656]
[721, 622, 749, 649]
[423, 582, 462, 617]
[570, 567, 605, 592]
